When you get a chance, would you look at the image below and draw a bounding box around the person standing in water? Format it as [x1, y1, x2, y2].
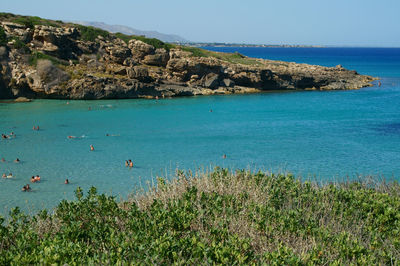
[90, 145, 94, 151]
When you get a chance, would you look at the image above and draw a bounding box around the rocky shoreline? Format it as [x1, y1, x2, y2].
[0, 15, 376, 100]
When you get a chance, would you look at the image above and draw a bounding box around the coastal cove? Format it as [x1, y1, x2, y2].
[1, 47, 400, 216]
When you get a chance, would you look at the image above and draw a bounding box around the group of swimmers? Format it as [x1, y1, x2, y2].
[21, 184, 31, 192]
[125, 159, 134, 168]
[1, 125, 75, 192]
[2, 173, 13, 178]
[30, 175, 41, 183]
[1, 132, 15, 139]
[21, 176, 69, 191]
[1, 158, 21, 178]
[1, 158, 20, 163]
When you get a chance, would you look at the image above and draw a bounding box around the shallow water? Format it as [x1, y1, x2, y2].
[1, 47, 400, 216]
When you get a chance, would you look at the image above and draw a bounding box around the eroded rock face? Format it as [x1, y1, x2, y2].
[30, 25, 81, 60]
[128, 40, 155, 60]
[28, 59, 69, 94]
[142, 48, 170, 67]
[0, 19, 376, 100]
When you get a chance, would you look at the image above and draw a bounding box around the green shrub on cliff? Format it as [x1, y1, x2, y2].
[77, 25, 110, 42]
[180, 46, 210, 57]
[10, 37, 30, 53]
[180, 46, 261, 65]
[0, 26, 7, 46]
[0, 169, 399, 264]
[11, 15, 59, 28]
[29, 51, 67, 66]
[115, 32, 174, 51]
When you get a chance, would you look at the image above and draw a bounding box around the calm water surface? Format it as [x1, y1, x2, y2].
[1, 47, 400, 215]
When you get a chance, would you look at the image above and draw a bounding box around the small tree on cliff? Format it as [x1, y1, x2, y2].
[0, 26, 7, 46]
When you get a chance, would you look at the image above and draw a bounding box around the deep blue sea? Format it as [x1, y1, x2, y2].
[1, 47, 400, 216]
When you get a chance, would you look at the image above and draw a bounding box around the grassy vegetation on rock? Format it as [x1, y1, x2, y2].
[180, 46, 262, 66]
[0, 13, 61, 28]
[29, 51, 68, 66]
[0, 168, 399, 264]
[115, 32, 175, 51]
[76, 24, 110, 42]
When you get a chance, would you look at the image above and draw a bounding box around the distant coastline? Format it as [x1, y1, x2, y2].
[183, 43, 325, 48]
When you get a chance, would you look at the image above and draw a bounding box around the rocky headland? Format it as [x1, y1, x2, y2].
[0, 13, 376, 100]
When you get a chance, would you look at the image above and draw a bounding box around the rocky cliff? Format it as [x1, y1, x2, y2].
[0, 14, 376, 100]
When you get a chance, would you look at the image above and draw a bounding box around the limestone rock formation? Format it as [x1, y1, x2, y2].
[0, 14, 376, 100]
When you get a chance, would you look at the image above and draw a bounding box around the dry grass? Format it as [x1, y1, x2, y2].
[129, 168, 400, 264]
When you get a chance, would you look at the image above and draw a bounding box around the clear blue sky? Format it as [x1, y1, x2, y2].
[2, 0, 400, 47]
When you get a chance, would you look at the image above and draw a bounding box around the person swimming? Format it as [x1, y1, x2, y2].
[90, 144, 94, 151]
[223, 154, 227, 159]
[65, 179, 69, 184]
[35, 175, 41, 182]
[2, 173, 6, 178]
[14, 158, 20, 163]
[31, 176, 36, 183]
[1, 158, 5, 162]
[22, 184, 31, 192]
[1, 134, 8, 139]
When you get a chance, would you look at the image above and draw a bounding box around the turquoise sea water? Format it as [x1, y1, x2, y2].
[1, 47, 400, 216]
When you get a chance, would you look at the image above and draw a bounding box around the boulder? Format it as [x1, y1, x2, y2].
[105, 45, 131, 64]
[166, 58, 188, 72]
[128, 40, 155, 60]
[204, 74, 220, 89]
[169, 48, 192, 59]
[222, 78, 235, 87]
[127, 66, 152, 82]
[141, 48, 170, 66]
[42, 41, 59, 53]
[14, 97, 31, 102]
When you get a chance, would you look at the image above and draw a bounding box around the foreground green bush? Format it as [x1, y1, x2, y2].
[0, 169, 399, 264]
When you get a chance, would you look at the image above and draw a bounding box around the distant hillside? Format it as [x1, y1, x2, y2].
[73, 21, 188, 43]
